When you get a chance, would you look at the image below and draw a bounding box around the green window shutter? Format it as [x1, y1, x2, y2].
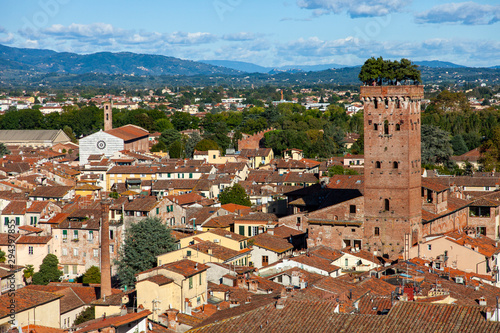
[30, 216, 33, 225]
[63, 230, 67, 235]
[4, 217, 8, 225]
[34, 216, 37, 225]
[15, 217, 20, 225]
[187, 250, 191, 257]
[189, 173, 193, 179]
[189, 277, 193, 289]
[239, 226, 244, 236]
[199, 273, 202, 285]
[156, 207, 159, 214]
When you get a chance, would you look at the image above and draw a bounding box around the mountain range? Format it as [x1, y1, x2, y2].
[0, 44, 499, 88]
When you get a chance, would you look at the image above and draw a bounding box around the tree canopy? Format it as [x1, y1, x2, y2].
[359, 57, 421, 86]
[116, 217, 176, 288]
[32, 254, 63, 285]
[82, 266, 101, 284]
[219, 184, 252, 207]
[421, 124, 454, 167]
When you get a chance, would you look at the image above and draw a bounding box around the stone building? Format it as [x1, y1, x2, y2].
[280, 85, 471, 258]
[361, 85, 424, 256]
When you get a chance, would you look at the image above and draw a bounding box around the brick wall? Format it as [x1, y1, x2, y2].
[238, 128, 275, 150]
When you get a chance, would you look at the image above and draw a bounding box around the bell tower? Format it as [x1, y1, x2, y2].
[104, 101, 113, 131]
[361, 85, 424, 257]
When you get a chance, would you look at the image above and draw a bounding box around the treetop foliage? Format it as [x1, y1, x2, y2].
[116, 217, 176, 288]
[219, 183, 252, 207]
[359, 57, 421, 86]
[32, 254, 63, 285]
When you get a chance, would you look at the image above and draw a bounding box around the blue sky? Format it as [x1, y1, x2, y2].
[1, 0, 499, 67]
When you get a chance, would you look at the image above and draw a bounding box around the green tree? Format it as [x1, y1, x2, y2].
[451, 135, 468, 156]
[0, 143, 8, 156]
[421, 124, 454, 167]
[116, 217, 176, 288]
[168, 140, 183, 158]
[159, 129, 181, 147]
[194, 139, 220, 152]
[150, 141, 167, 153]
[185, 132, 202, 158]
[74, 306, 95, 326]
[23, 264, 34, 284]
[219, 184, 252, 207]
[62, 125, 77, 143]
[327, 165, 359, 176]
[154, 118, 174, 132]
[0, 249, 5, 263]
[82, 266, 101, 284]
[32, 254, 63, 285]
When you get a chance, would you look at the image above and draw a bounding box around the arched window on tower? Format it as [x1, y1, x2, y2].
[374, 227, 380, 236]
[393, 161, 399, 169]
[385, 99, 389, 109]
[384, 199, 390, 211]
[375, 161, 381, 169]
[374, 99, 378, 109]
[395, 123, 401, 131]
[396, 99, 402, 108]
[106, 114, 109, 121]
[384, 120, 389, 135]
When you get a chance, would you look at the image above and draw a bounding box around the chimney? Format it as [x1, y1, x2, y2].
[479, 296, 487, 306]
[166, 309, 179, 330]
[100, 199, 112, 298]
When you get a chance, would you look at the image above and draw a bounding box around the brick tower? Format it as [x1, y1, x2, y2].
[104, 101, 113, 131]
[361, 85, 424, 257]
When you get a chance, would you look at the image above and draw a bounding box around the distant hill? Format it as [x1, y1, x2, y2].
[415, 60, 466, 68]
[200, 60, 270, 73]
[200, 60, 349, 73]
[0, 44, 241, 76]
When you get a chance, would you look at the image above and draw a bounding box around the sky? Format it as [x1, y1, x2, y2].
[1, 0, 499, 67]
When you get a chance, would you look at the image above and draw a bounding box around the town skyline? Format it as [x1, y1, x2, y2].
[1, 0, 499, 68]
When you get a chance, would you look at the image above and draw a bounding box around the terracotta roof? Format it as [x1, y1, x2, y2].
[443, 231, 500, 257]
[143, 274, 174, 286]
[107, 165, 157, 174]
[105, 124, 149, 142]
[189, 241, 243, 262]
[203, 215, 236, 229]
[221, 203, 252, 213]
[139, 259, 209, 278]
[0, 288, 62, 319]
[16, 235, 52, 244]
[289, 254, 340, 273]
[0, 233, 20, 246]
[421, 178, 449, 193]
[29, 186, 73, 198]
[167, 192, 205, 206]
[271, 225, 305, 238]
[251, 233, 293, 253]
[152, 179, 198, 190]
[208, 228, 247, 241]
[26, 201, 50, 213]
[19, 326, 66, 333]
[2, 200, 27, 215]
[45, 213, 70, 225]
[75, 310, 151, 333]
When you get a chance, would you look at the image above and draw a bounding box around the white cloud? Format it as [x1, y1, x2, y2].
[415, 2, 500, 25]
[296, 0, 409, 17]
[222, 32, 261, 41]
[166, 31, 217, 45]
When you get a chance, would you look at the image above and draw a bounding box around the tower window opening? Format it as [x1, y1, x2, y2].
[395, 123, 401, 131]
[396, 99, 401, 108]
[374, 227, 380, 236]
[384, 120, 389, 135]
[385, 99, 389, 109]
[106, 114, 109, 121]
[384, 199, 390, 211]
[374, 99, 378, 109]
[393, 161, 398, 169]
[374, 123, 378, 131]
[375, 161, 381, 169]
